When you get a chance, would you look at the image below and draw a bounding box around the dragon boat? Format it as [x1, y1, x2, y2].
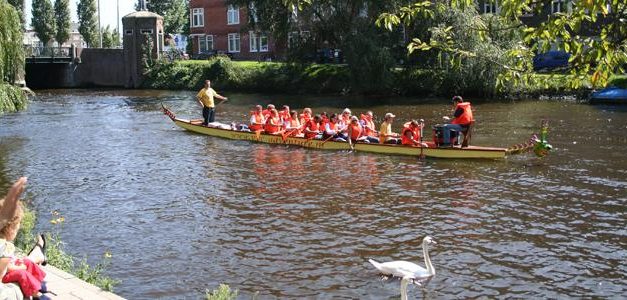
[162, 105, 551, 159]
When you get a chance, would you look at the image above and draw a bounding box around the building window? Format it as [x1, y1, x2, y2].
[259, 34, 268, 52]
[125, 29, 133, 35]
[199, 35, 213, 53]
[287, 31, 297, 48]
[192, 8, 204, 27]
[227, 5, 239, 25]
[484, 1, 499, 14]
[249, 32, 258, 52]
[140, 29, 153, 34]
[250, 32, 268, 52]
[551, 0, 565, 13]
[358, 3, 368, 17]
[228, 33, 240, 52]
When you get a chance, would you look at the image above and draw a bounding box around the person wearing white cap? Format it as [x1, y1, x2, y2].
[379, 113, 401, 144]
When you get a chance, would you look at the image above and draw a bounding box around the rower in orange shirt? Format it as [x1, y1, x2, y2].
[249, 105, 266, 132]
[359, 111, 379, 143]
[300, 108, 313, 125]
[264, 109, 283, 135]
[303, 115, 322, 139]
[401, 120, 428, 147]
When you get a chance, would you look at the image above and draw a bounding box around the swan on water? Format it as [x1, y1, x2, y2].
[368, 236, 436, 279]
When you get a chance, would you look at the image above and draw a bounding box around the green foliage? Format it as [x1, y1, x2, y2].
[31, 0, 56, 45]
[141, 33, 155, 71]
[45, 210, 119, 291]
[6, 0, 24, 25]
[343, 28, 395, 94]
[101, 26, 120, 48]
[377, 0, 627, 92]
[0, 0, 25, 83]
[77, 0, 98, 47]
[205, 284, 238, 300]
[54, 0, 71, 45]
[0, 84, 26, 114]
[608, 75, 627, 89]
[144, 58, 351, 94]
[137, 0, 189, 34]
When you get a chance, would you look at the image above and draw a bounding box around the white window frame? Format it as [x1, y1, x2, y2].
[287, 31, 298, 48]
[483, 1, 499, 14]
[199, 35, 214, 53]
[259, 34, 268, 52]
[249, 32, 258, 52]
[206, 35, 214, 51]
[192, 8, 204, 27]
[228, 33, 240, 53]
[227, 5, 239, 25]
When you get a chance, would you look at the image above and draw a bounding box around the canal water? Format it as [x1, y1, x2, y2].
[0, 89, 625, 299]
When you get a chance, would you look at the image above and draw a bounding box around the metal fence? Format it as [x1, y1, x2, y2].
[24, 46, 73, 58]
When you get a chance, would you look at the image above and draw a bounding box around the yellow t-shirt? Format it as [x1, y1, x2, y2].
[197, 88, 217, 108]
[380, 121, 392, 141]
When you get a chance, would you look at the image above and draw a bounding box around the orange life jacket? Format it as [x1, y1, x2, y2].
[361, 114, 376, 137]
[452, 102, 474, 125]
[262, 109, 271, 119]
[349, 123, 362, 141]
[303, 120, 319, 139]
[401, 126, 420, 145]
[279, 110, 291, 122]
[265, 116, 281, 134]
[300, 113, 311, 125]
[249, 111, 264, 131]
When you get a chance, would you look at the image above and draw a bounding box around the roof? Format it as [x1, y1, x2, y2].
[122, 11, 163, 19]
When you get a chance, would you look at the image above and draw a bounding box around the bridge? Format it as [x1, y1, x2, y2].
[24, 46, 76, 64]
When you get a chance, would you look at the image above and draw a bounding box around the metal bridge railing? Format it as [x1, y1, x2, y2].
[24, 46, 73, 58]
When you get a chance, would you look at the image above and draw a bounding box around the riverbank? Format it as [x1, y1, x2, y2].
[141, 57, 604, 99]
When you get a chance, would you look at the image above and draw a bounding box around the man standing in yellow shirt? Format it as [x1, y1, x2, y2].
[197, 79, 228, 126]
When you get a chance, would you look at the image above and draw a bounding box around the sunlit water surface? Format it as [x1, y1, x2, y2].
[0, 89, 625, 299]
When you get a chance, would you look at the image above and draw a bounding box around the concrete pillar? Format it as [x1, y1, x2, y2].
[122, 11, 164, 88]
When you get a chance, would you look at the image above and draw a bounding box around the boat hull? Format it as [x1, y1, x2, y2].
[170, 118, 507, 159]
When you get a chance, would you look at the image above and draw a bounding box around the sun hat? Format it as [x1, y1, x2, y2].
[385, 113, 396, 118]
[342, 108, 352, 114]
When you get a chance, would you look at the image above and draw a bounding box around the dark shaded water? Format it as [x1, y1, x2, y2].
[0, 89, 625, 299]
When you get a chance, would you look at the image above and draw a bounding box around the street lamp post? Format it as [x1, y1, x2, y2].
[98, 0, 102, 48]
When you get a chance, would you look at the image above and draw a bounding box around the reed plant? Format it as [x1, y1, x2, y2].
[205, 284, 238, 300]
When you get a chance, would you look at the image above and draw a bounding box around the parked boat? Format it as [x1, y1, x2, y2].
[162, 106, 551, 159]
[589, 86, 627, 104]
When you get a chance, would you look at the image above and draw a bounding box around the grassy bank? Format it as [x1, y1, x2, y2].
[144, 57, 598, 99]
[16, 205, 118, 291]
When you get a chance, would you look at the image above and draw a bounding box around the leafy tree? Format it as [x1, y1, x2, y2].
[136, 0, 189, 34]
[0, 0, 27, 113]
[77, 0, 98, 47]
[6, 0, 24, 25]
[377, 0, 627, 90]
[101, 25, 121, 48]
[54, 0, 71, 45]
[31, 0, 56, 46]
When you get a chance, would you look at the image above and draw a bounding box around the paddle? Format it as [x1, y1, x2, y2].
[419, 119, 425, 159]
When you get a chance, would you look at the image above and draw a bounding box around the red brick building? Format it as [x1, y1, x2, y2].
[189, 0, 277, 60]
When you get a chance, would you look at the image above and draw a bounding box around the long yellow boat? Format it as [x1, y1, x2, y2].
[162, 106, 551, 159]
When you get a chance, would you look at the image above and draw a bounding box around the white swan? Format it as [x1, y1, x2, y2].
[369, 236, 436, 279]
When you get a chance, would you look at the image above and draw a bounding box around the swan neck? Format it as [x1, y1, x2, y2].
[423, 242, 435, 276]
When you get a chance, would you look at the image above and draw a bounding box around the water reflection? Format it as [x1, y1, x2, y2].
[0, 90, 625, 299]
